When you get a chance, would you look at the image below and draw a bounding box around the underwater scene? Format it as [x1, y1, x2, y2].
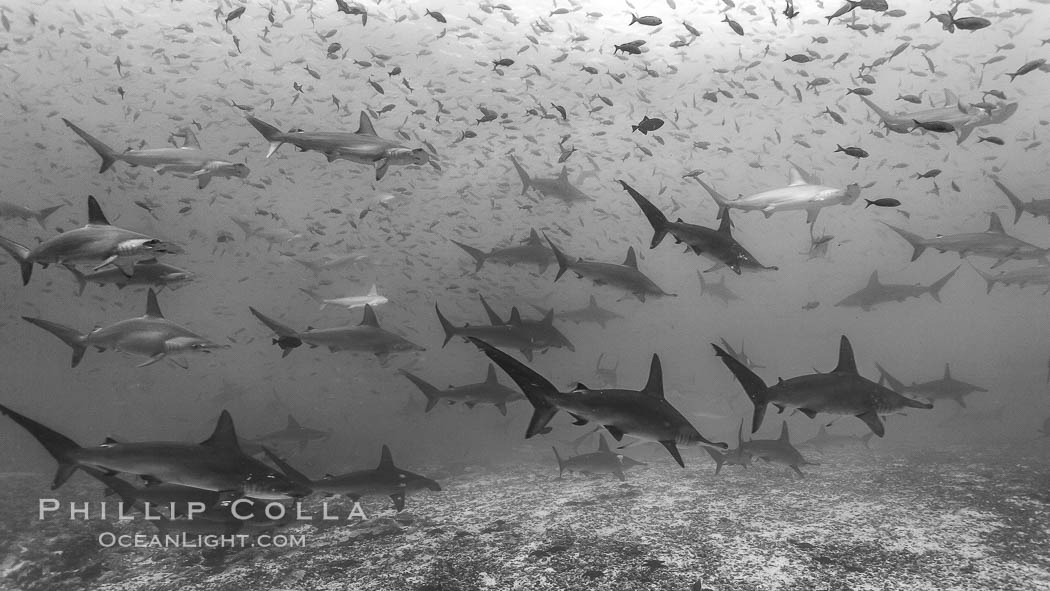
[0, 0, 1048, 589]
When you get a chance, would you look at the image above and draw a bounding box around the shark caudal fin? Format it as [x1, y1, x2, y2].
[693, 178, 731, 219]
[22, 317, 87, 367]
[62, 119, 120, 173]
[262, 448, 314, 487]
[551, 447, 566, 477]
[967, 262, 998, 294]
[248, 307, 302, 357]
[927, 265, 960, 302]
[34, 205, 64, 229]
[0, 235, 34, 285]
[712, 344, 770, 433]
[508, 155, 532, 195]
[400, 370, 441, 412]
[618, 180, 670, 249]
[63, 265, 88, 296]
[993, 179, 1026, 224]
[883, 223, 927, 261]
[433, 304, 458, 347]
[298, 288, 327, 310]
[0, 403, 82, 489]
[451, 240, 488, 272]
[544, 233, 570, 282]
[704, 447, 727, 475]
[466, 337, 560, 438]
[245, 117, 286, 158]
[874, 362, 906, 392]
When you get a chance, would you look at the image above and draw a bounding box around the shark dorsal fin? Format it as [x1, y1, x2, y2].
[359, 304, 380, 327]
[485, 364, 498, 383]
[542, 308, 555, 326]
[479, 295, 503, 325]
[87, 195, 110, 225]
[573, 382, 590, 392]
[597, 434, 610, 453]
[779, 421, 791, 443]
[867, 270, 880, 287]
[377, 444, 395, 471]
[286, 414, 301, 430]
[104, 437, 120, 444]
[200, 410, 241, 453]
[643, 354, 664, 398]
[787, 163, 806, 186]
[986, 213, 1005, 234]
[833, 336, 858, 374]
[367, 284, 379, 296]
[145, 289, 163, 318]
[506, 307, 522, 326]
[357, 112, 377, 136]
[179, 128, 201, 149]
[717, 209, 733, 235]
[588, 295, 598, 308]
[527, 228, 542, 244]
[623, 247, 638, 269]
[943, 363, 951, 380]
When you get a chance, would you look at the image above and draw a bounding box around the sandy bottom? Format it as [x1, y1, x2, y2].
[1, 441, 1048, 591]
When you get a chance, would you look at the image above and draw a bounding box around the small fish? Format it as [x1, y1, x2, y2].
[632, 116, 664, 135]
[492, 57, 514, 70]
[846, 87, 873, 96]
[723, 15, 744, 36]
[1007, 59, 1046, 82]
[824, 107, 844, 124]
[368, 79, 384, 94]
[912, 119, 955, 133]
[835, 144, 868, 158]
[225, 6, 245, 23]
[865, 198, 900, 208]
[977, 136, 1004, 145]
[784, 53, 812, 63]
[305, 65, 321, 79]
[630, 14, 662, 26]
[915, 169, 941, 179]
[425, 9, 446, 23]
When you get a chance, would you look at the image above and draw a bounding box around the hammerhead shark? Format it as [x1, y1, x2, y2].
[468, 337, 727, 467]
[856, 89, 1017, 144]
[509, 155, 592, 203]
[400, 364, 523, 415]
[23, 289, 226, 368]
[246, 112, 429, 180]
[63, 119, 249, 189]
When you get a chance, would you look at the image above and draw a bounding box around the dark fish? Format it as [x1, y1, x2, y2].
[492, 57, 514, 70]
[951, 16, 990, 32]
[1007, 59, 1046, 82]
[915, 169, 941, 179]
[425, 9, 446, 23]
[846, 87, 872, 96]
[630, 14, 662, 26]
[835, 144, 868, 158]
[912, 119, 955, 133]
[865, 198, 900, 208]
[614, 43, 643, 55]
[225, 6, 245, 23]
[632, 116, 664, 135]
[977, 136, 1004, 145]
[723, 15, 744, 36]
[784, 53, 812, 63]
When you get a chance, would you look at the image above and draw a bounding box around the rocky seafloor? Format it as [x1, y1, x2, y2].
[1, 441, 1048, 591]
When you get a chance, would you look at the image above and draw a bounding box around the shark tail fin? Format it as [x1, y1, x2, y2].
[245, 116, 286, 158]
[552, 447, 565, 477]
[993, 180, 1025, 225]
[0, 403, 82, 489]
[928, 265, 960, 302]
[544, 234, 570, 282]
[399, 370, 441, 412]
[62, 119, 119, 173]
[619, 180, 670, 248]
[0, 235, 33, 285]
[299, 288, 327, 310]
[509, 155, 531, 194]
[704, 447, 726, 475]
[883, 223, 926, 261]
[967, 262, 997, 294]
[22, 317, 87, 367]
[34, 205, 64, 229]
[874, 362, 906, 392]
[467, 337, 560, 439]
[63, 265, 87, 296]
[695, 179, 731, 219]
[434, 304, 457, 347]
[451, 240, 487, 272]
[712, 344, 769, 433]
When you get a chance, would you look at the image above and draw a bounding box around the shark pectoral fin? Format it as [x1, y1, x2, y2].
[521, 348, 534, 362]
[798, 408, 818, 419]
[137, 353, 167, 368]
[93, 255, 119, 271]
[856, 411, 885, 437]
[390, 492, 406, 512]
[153, 165, 168, 174]
[660, 441, 685, 468]
[166, 356, 189, 370]
[569, 413, 589, 426]
[375, 158, 389, 180]
[196, 173, 212, 189]
[496, 403, 508, 416]
[604, 425, 624, 441]
[806, 208, 820, 225]
[790, 465, 805, 478]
